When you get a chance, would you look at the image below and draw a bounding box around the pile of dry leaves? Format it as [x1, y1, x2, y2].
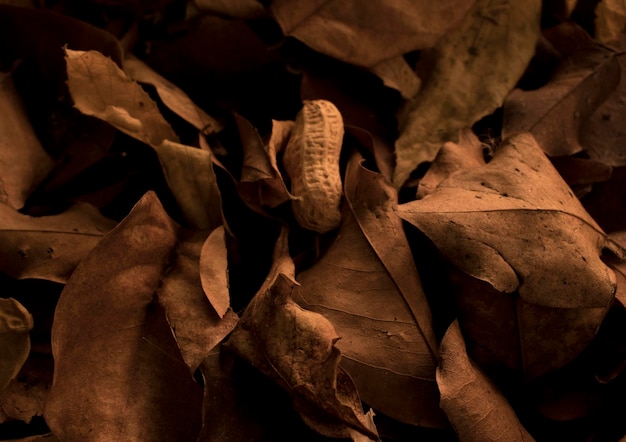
[2, 0, 626, 440]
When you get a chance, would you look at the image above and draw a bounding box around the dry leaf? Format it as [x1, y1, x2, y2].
[369, 56, 421, 100]
[236, 115, 299, 211]
[0, 71, 54, 210]
[0, 202, 116, 284]
[0, 298, 32, 391]
[44, 192, 203, 441]
[393, 0, 541, 187]
[192, 0, 267, 19]
[199, 226, 230, 319]
[293, 153, 445, 427]
[157, 228, 238, 372]
[269, 0, 476, 68]
[595, 0, 626, 45]
[503, 44, 620, 157]
[437, 320, 535, 442]
[124, 54, 222, 134]
[66, 49, 223, 230]
[227, 229, 379, 441]
[398, 133, 622, 379]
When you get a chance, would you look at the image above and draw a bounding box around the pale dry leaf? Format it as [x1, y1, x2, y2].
[503, 44, 620, 157]
[393, 0, 541, 187]
[369, 56, 421, 99]
[270, 0, 476, 68]
[154, 139, 223, 230]
[437, 320, 535, 442]
[0, 298, 32, 391]
[65, 49, 178, 146]
[595, 0, 626, 44]
[0, 71, 54, 210]
[124, 54, 222, 134]
[199, 226, 230, 319]
[398, 133, 622, 379]
[0, 202, 116, 284]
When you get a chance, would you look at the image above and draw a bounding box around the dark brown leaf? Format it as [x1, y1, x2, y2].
[0, 298, 32, 391]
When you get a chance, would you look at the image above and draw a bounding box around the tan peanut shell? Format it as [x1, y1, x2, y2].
[283, 100, 344, 233]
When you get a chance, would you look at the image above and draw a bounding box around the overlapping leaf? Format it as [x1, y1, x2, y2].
[269, 0, 476, 68]
[503, 44, 620, 157]
[394, 0, 541, 187]
[293, 153, 444, 427]
[0, 202, 116, 284]
[0, 298, 32, 391]
[227, 229, 379, 441]
[398, 133, 623, 379]
[65, 49, 222, 230]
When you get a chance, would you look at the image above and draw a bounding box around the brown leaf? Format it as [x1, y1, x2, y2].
[192, 0, 268, 19]
[269, 0, 476, 68]
[0, 298, 32, 391]
[66, 49, 223, 230]
[227, 229, 379, 441]
[44, 192, 203, 441]
[503, 44, 620, 157]
[123, 54, 222, 135]
[199, 226, 230, 319]
[293, 153, 445, 427]
[0, 71, 54, 210]
[437, 320, 535, 442]
[157, 228, 238, 372]
[398, 133, 622, 379]
[236, 115, 298, 212]
[595, 0, 626, 45]
[369, 56, 421, 100]
[0, 202, 116, 284]
[394, 0, 541, 187]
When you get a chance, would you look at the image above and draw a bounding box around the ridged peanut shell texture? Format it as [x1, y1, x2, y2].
[283, 100, 344, 233]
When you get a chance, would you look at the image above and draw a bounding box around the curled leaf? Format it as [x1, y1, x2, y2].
[0, 298, 32, 391]
[199, 226, 230, 319]
[394, 0, 541, 187]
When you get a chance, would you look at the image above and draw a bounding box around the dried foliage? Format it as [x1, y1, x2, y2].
[1, 1, 626, 441]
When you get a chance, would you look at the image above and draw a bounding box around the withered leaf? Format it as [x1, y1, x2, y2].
[199, 226, 230, 319]
[398, 133, 622, 379]
[44, 192, 203, 441]
[595, 0, 626, 45]
[66, 49, 223, 230]
[503, 44, 620, 157]
[124, 54, 222, 135]
[0, 202, 116, 284]
[293, 153, 444, 427]
[193, 0, 268, 19]
[227, 229, 379, 441]
[0, 71, 54, 210]
[394, 0, 541, 187]
[0, 298, 32, 391]
[437, 320, 535, 442]
[236, 115, 298, 212]
[157, 228, 238, 372]
[369, 56, 421, 100]
[269, 0, 476, 68]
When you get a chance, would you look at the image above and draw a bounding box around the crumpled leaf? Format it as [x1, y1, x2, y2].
[293, 153, 445, 427]
[157, 228, 238, 372]
[199, 226, 230, 319]
[437, 320, 535, 442]
[227, 229, 379, 441]
[0, 71, 54, 210]
[236, 116, 299, 212]
[44, 192, 203, 441]
[398, 133, 622, 379]
[595, 0, 626, 45]
[0, 298, 32, 391]
[393, 0, 541, 187]
[66, 48, 223, 230]
[0, 202, 116, 284]
[503, 44, 620, 157]
[123, 54, 222, 134]
[269, 0, 476, 68]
